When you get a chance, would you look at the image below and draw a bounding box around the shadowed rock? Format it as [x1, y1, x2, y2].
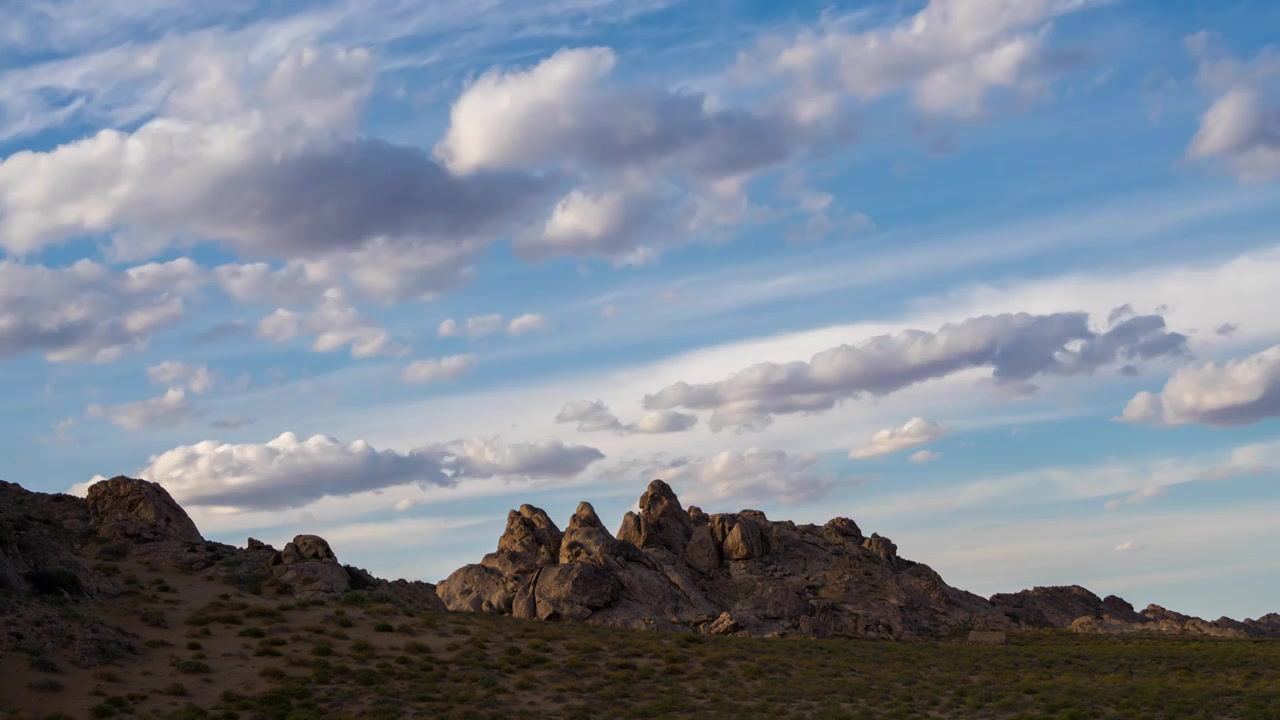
[86, 476, 202, 545]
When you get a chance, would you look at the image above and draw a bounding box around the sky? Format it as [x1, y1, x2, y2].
[1, 0, 1278, 621]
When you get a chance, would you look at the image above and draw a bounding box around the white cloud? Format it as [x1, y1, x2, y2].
[439, 314, 504, 339]
[645, 310, 1187, 430]
[507, 313, 550, 336]
[908, 449, 942, 464]
[86, 388, 191, 431]
[256, 309, 303, 341]
[0, 258, 200, 362]
[0, 44, 548, 302]
[631, 410, 698, 435]
[258, 290, 396, 358]
[434, 46, 816, 259]
[1113, 541, 1142, 553]
[555, 399, 624, 433]
[1185, 33, 1280, 182]
[86, 431, 604, 511]
[850, 417, 945, 459]
[554, 399, 696, 435]
[147, 361, 214, 393]
[1119, 345, 1280, 427]
[751, 0, 1101, 121]
[657, 448, 837, 506]
[402, 354, 477, 384]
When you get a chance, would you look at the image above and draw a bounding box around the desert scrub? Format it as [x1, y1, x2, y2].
[175, 660, 211, 674]
[140, 608, 168, 628]
[28, 677, 64, 692]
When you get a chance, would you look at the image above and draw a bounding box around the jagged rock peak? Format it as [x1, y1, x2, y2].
[85, 476, 203, 545]
[616, 478, 693, 551]
[496, 504, 563, 560]
[567, 501, 605, 530]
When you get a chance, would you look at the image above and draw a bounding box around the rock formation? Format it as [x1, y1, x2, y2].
[439, 479, 1007, 638]
[85, 475, 203, 545]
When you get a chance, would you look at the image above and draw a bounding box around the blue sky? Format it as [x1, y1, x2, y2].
[2, 0, 1279, 620]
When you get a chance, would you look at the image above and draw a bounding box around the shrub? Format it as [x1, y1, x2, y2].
[140, 609, 168, 628]
[162, 682, 188, 696]
[92, 668, 121, 682]
[29, 656, 60, 673]
[176, 660, 211, 674]
[28, 677, 64, 693]
[374, 622, 394, 632]
[24, 569, 84, 596]
[238, 627, 267, 638]
[96, 543, 129, 561]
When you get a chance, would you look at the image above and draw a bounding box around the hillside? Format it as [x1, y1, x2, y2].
[1, 476, 1278, 718]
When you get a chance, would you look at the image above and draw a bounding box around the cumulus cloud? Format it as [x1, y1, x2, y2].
[402, 354, 477, 384]
[90, 432, 605, 510]
[435, 47, 822, 259]
[1185, 33, 1280, 182]
[439, 314, 504, 339]
[0, 258, 201, 362]
[909, 450, 942, 464]
[850, 417, 945, 459]
[555, 400, 697, 435]
[1119, 345, 1280, 427]
[507, 313, 551, 336]
[749, 0, 1100, 121]
[0, 46, 548, 300]
[555, 400, 625, 433]
[656, 448, 837, 506]
[257, 290, 397, 358]
[86, 388, 191, 430]
[646, 311, 1188, 430]
[147, 361, 214, 393]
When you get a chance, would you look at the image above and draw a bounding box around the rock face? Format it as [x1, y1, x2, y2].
[85, 476, 203, 544]
[439, 480, 1008, 639]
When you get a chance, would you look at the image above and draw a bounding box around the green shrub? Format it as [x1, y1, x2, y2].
[176, 660, 211, 674]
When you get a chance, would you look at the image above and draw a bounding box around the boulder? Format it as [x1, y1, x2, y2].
[861, 533, 898, 566]
[721, 517, 766, 561]
[85, 476, 202, 544]
[514, 563, 622, 622]
[707, 612, 741, 636]
[437, 564, 516, 613]
[273, 561, 351, 602]
[282, 535, 337, 565]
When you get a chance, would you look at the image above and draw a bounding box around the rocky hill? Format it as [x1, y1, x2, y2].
[2, 475, 1277, 650]
[437, 479, 1280, 640]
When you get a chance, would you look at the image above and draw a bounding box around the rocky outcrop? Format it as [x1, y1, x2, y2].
[282, 534, 338, 564]
[85, 476, 202, 545]
[440, 479, 1009, 639]
[990, 585, 1114, 628]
